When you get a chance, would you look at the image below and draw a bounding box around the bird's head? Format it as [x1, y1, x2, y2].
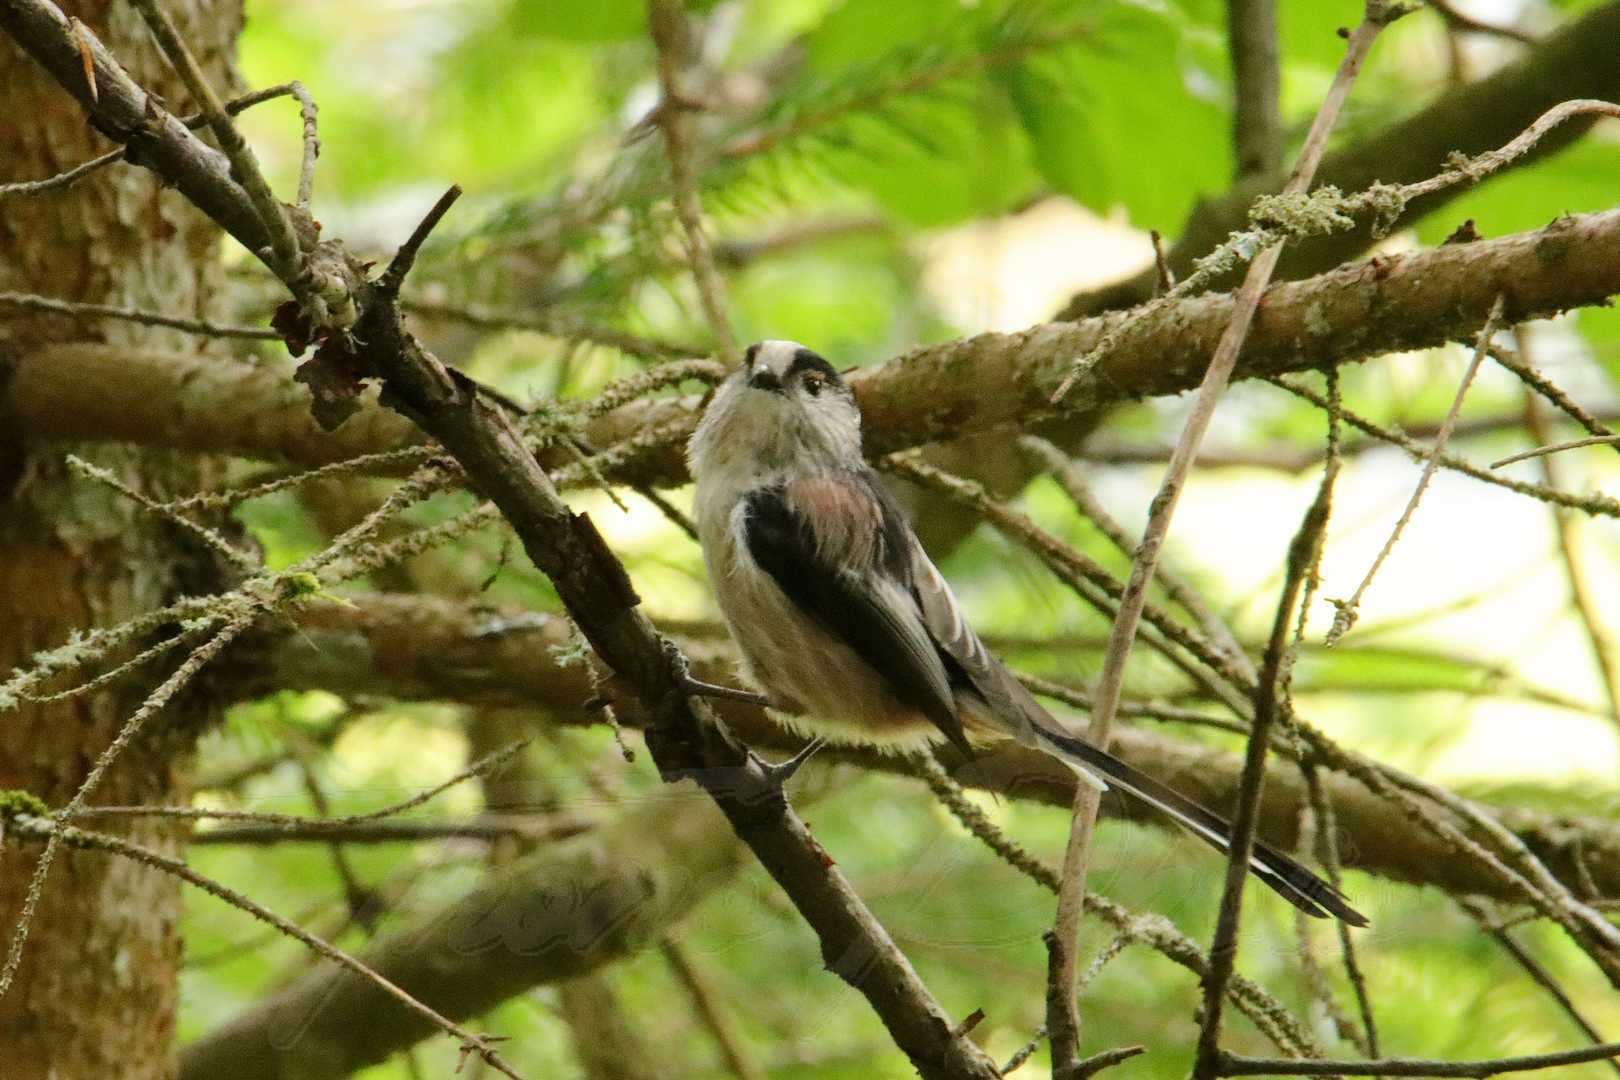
[689, 340, 863, 483]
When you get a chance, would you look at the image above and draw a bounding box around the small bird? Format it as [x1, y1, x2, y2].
[688, 340, 1366, 925]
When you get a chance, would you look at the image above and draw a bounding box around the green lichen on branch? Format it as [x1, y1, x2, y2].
[0, 789, 51, 822]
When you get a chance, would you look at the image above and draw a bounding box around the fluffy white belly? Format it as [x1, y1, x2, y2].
[702, 505, 939, 751]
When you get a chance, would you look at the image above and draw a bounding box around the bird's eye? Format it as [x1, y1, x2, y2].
[802, 370, 825, 396]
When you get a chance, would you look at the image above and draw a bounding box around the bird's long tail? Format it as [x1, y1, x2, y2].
[1030, 722, 1368, 926]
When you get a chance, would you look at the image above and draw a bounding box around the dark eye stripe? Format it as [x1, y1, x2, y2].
[788, 347, 842, 386]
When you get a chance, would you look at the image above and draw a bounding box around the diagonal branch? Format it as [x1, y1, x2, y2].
[1046, 9, 1393, 1070]
[339, 188, 999, 1079]
[127, 0, 301, 282]
[0, 10, 1004, 1067]
[0, 0, 275, 258]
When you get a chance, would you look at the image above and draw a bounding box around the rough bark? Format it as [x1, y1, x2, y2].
[5, 343, 422, 464]
[0, 3, 235, 1077]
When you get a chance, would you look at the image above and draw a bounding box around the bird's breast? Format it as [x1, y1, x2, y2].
[698, 493, 939, 751]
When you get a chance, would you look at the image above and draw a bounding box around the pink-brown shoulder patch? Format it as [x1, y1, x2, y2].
[785, 475, 883, 569]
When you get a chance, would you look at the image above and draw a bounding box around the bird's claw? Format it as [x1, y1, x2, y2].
[756, 738, 826, 788]
[680, 676, 774, 709]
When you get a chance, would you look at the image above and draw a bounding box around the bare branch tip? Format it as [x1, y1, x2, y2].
[378, 184, 464, 296]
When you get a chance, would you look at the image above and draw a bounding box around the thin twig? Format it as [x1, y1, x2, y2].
[649, 0, 736, 362]
[633, 483, 699, 540]
[0, 290, 277, 339]
[579, 357, 727, 416]
[1425, 0, 1536, 44]
[289, 80, 319, 213]
[1000, 1034, 1044, 1077]
[288, 741, 373, 923]
[1150, 229, 1176, 294]
[1269, 376, 1620, 519]
[0, 82, 304, 198]
[1326, 295, 1506, 644]
[1217, 1042, 1620, 1077]
[1460, 898, 1620, 1077]
[1513, 361, 1620, 734]
[161, 446, 440, 512]
[376, 186, 463, 298]
[75, 738, 532, 830]
[0, 146, 122, 196]
[1018, 435, 1254, 678]
[128, 0, 302, 282]
[9, 620, 210, 706]
[1192, 461, 1335, 1079]
[0, 614, 253, 1002]
[1305, 765, 1381, 1059]
[1485, 340, 1620, 456]
[1291, 802, 1372, 1058]
[1046, 12, 1394, 1068]
[662, 937, 767, 1080]
[188, 815, 594, 846]
[1, 812, 523, 1078]
[1075, 1045, 1148, 1077]
[1490, 435, 1620, 469]
[66, 454, 258, 569]
[1268, 425, 1376, 1080]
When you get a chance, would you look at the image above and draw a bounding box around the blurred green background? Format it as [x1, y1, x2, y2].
[179, 0, 1620, 1075]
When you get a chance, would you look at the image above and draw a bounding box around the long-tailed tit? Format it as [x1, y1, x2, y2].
[688, 340, 1365, 925]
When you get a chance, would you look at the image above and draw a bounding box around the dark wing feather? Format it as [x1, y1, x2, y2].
[742, 481, 972, 754]
[905, 520, 1049, 747]
[750, 475, 1368, 925]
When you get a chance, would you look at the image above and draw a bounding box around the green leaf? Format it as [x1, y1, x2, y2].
[512, 0, 646, 42]
[1002, 3, 1231, 228]
[801, 0, 970, 73]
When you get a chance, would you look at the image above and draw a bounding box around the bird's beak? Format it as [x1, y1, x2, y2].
[748, 369, 785, 394]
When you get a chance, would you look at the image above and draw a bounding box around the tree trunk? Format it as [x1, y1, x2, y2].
[0, 2, 239, 1076]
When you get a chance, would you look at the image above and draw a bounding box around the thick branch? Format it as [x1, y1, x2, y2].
[3, 345, 421, 463]
[233, 593, 1620, 903]
[12, 209, 1620, 493]
[1057, 0, 1620, 317]
[179, 797, 747, 1080]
